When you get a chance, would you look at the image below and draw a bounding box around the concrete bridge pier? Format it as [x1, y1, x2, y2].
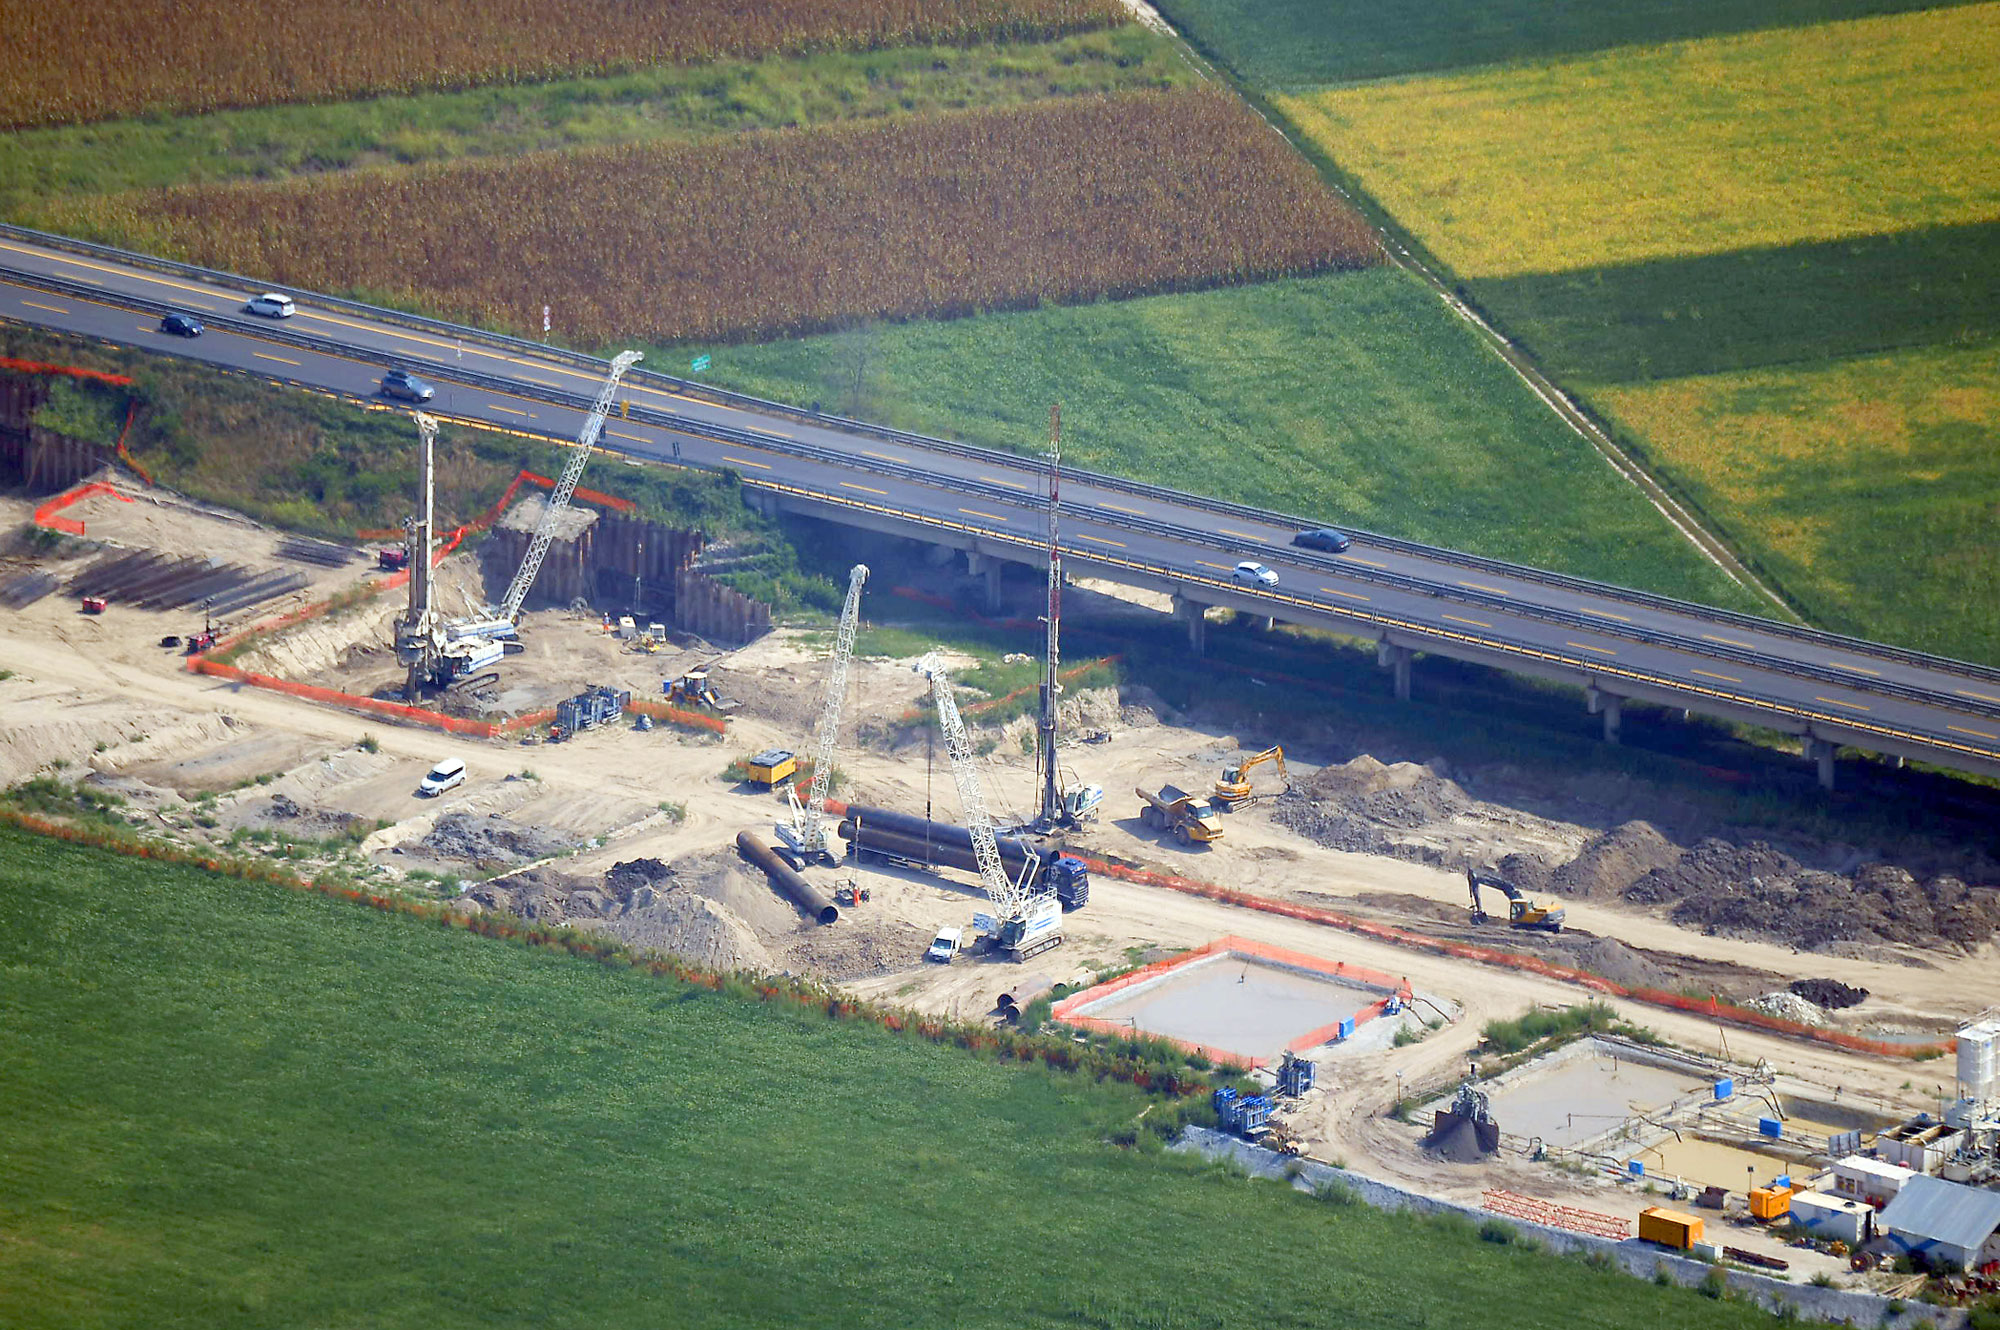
[965, 551, 1004, 613]
[1806, 737, 1838, 791]
[1587, 686, 1623, 744]
[1173, 594, 1208, 655]
[1378, 640, 1413, 701]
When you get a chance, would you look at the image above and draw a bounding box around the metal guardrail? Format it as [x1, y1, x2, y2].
[7, 222, 1999, 691]
[16, 262, 2000, 738]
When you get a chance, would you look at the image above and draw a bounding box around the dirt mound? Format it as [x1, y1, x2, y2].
[1276, 755, 1476, 857]
[1561, 936, 1677, 991]
[422, 811, 579, 867]
[1619, 838, 2000, 953]
[1790, 978, 1869, 1009]
[1550, 821, 1682, 899]
[1746, 992, 1829, 1026]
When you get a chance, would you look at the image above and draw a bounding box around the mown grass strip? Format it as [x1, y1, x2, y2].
[1273, 2, 2000, 276]
[0, 28, 1192, 218]
[1150, 0, 1985, 88]
[0, 0, 1122, 129]
[0, 818, 1786, 1328]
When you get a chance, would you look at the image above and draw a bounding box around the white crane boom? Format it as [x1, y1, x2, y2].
[498, 350, 641, 622]
[782, 563, 867, 860]
[915, 651, 1027, 919]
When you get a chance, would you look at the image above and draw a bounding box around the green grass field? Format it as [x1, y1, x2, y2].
[1593, 341, 2000, 662]
[0, 28, 1189, 221]
[694, 267, 1761, 611]
[1152, 0, 1978, 86]
[1274, 3, 2000, 277]
[1, 824, 1796, 1328]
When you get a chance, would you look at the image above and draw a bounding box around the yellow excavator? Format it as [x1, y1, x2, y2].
[1213, 745, 1289, 809]
[1467, 867, 1565, 932]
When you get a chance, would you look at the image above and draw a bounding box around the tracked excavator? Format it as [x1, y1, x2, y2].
[1212, 744, 1288, 809]
[1466, 867, 1565, 932]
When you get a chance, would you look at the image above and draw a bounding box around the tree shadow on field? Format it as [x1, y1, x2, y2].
[1474, 217, 2000, 384]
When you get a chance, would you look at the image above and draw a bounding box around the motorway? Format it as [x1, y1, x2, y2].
[4, 228, 1999, 786]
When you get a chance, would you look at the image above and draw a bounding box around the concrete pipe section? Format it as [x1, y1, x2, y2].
[734, 830, 839, 925]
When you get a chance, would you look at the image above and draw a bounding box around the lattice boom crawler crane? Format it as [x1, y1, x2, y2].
[777, 563, 867, 864]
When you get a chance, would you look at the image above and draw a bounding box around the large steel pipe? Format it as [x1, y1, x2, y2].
[839, 805, 1056, 868]
[735, 830, 838, 925]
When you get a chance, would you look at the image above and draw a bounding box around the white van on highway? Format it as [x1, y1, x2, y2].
[246, 292, 296, 318]
[416, 758, 466, 797]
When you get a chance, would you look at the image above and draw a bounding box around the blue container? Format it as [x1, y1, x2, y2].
[1713, 1077, 1734, 1100]
[1337, 1018, 1355, 1041]
[1758, 1117, 1783, 1139]
[1774, 1175, 1791, 1189]
[1628, 1160, 1645, 1177]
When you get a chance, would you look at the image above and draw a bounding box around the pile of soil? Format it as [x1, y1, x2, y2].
[251, 792, 367, 839]
[1623, 840, 2000, 954]
[1562, 936, 1677, 991]
[421, 811, 580, 867]
[1790, 978, 1869, 1009]
[1421, 1113, 1498, 1164]
[1549, 821, 1682, 899]
[1275, 756, 1477, 859]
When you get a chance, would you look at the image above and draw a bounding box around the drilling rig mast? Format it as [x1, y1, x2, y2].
[778, 563, 867, 863]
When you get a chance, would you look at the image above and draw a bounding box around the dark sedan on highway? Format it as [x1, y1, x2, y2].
[1292, 527, 1352, 553]
[157, 312, 203, 337]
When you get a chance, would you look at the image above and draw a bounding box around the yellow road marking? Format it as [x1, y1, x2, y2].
[959, 508, 1007, 522]
[1442, 614, 1491, 629]
[1581, 606, 1632, 622]
[2, 240, 220, 302]
[21, 300, 68, 314]
[1098, 501, 1146, 515]
[758, 428, 792, 440]
[1459, 580, 1509, 595]
[1218, 527, 1265, 542]
[1702, 633, 1752, 648]
[605, 430, 649, 444]
[1949, 724, 1999, 741]
[1829, 660, 1881, 676]
[1340, 553, 1387, 568]
[253, 351, 300, 366]
[1815, 696, 1870, 711]
[861, 450, 904, 463]
[1080, 534, 1127, 548]
[489, 404, 528, 416]
[1321, 587, 1370, 602]
[1957, 688, 2000, 704]
[721, 454, 770, 470]
[1690, 668, 1741, 683]
[979, 475, 1030, 490]
[1196, 560, 1234, 571]
[841, 481, 887, 496]
[137, 324, 155, 333]
[1567, 641, 1617, 656]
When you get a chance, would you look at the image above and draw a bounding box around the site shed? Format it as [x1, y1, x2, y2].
[1879, 1175, 2000, 1271]
[1788, 1192, 1872, 1247]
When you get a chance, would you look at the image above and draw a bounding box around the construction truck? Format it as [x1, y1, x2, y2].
[664, 666, 740, 712]
[1135, 784, 1224, 846]
[1466, 867, 1565, 932]
[1212, 745, 1288, 809]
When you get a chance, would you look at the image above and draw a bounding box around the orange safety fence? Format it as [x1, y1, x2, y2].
[111, 401, 151, 486]
[894, 654, 1119, 724]
[189, 658, 497, 734]
[0, 356, 134, 387]
[33, 480, 132, 535]
[1050, 934, 1412, 1067]
[1483, 1190, 1630, 1240]
[1073, 856, 1954, 1062]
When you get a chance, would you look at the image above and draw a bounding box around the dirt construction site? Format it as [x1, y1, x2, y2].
[6, 476, 2000, 1292]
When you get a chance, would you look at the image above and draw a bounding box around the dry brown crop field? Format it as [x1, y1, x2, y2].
[49, 88, 1378, 346]
[0, 0, 1122, 129]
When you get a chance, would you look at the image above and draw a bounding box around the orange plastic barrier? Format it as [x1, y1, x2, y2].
[189, 657, 497, 734]
[893, 655, 1118, 724]
[111, 401, 151, 485]
[354, 467, 637, 546]
[33, 480, 132, 536]
[1075, 857, 1952, 1061]
[0, 356, 133, 387]
[1483, 1190, 1629, 1240]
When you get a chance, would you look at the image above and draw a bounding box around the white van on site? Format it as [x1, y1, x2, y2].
[245, 292, 296, 318]
[926, 926, 963, 964]
[416, 758, 466, 797]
